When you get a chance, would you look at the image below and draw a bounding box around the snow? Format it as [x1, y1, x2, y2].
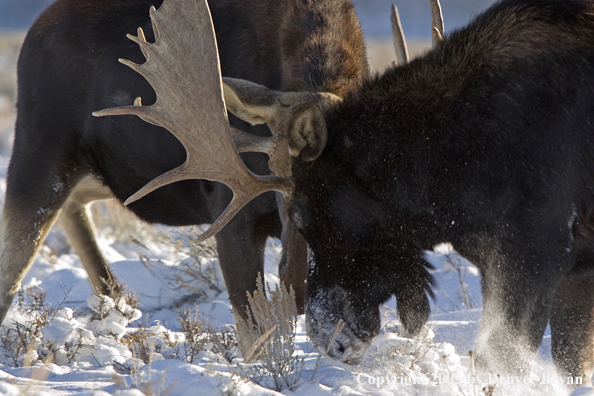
[0, 213, 584, 396]
[0, 33, 591, 396]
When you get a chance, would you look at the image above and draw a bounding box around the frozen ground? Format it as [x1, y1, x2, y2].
[0, 33, 592, 396]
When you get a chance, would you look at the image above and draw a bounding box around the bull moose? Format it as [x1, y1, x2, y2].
[93, 0, 594, 385]
[292, 0, 594, 382]
[0, 0, 372, 334]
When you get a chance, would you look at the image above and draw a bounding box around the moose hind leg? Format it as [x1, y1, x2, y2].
[59, 175, 117, 295]
[550, 248, 594, 386]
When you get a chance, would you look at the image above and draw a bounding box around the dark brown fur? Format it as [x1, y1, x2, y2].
[283, 0, 594, 384]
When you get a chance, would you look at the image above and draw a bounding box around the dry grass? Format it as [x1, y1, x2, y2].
[0, 32, 24, 53]
[235, 278, 304, 391]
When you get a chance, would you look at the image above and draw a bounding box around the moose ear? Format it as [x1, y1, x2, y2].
[287, 103, 327, 162]
[222, 77, 280, 125]
[223, 76, 329, 162]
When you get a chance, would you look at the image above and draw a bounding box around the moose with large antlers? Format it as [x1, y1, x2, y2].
[95, 0, 594, 385]
[1, 0, 372, 339]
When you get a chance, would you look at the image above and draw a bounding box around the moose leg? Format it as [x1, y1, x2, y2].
[278, 223, 308, 314]
[214, 196, 281, 358]
[550, 248, 594, 386]
[0, 162, 79, 325]
[59, 175, 117, 295]
[474, 275, 553, 374]
[277, 195, 308, 314]
[215, 208, 270, 321]
[467, 234, 567, 375]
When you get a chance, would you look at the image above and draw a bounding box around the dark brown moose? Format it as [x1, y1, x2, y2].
[0, 0, 371, 343]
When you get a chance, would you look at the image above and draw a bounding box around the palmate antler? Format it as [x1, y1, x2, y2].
[93, 0, 293, 241]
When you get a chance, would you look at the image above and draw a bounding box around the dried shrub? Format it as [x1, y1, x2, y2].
[123, 320, 156, 365]
[210, 326, 239, 364]
[89, 199, 158, 245]
[137, 230, 223, 307]
[178, 307, 212, 363]
[0, 286, 67, 367]
[235, 278, 304, 391]
[103, 277, 140, 313]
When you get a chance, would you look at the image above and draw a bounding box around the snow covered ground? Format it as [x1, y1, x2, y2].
[0, 33, 593, 396]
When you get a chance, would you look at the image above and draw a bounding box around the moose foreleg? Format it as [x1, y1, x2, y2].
[550, 248, 594, 387]
[277, 196, 307, 314]
[469, 233, 567, 376]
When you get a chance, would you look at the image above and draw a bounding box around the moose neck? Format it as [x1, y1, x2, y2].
[210, 0, 368, 95]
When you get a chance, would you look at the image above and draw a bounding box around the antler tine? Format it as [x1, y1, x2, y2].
[230, 127, 275, 155]
[149, 5, 159, 41]
[93, 101, 159, 124]
[391, 5, 409, 66]
[94, 0, 293, 240]
[126, 30, 154, 59]
[430, 0, 444, 45]
[194, 175, 294, 242]
[137, 27, 146, 41]
[134, 28, 149, 58]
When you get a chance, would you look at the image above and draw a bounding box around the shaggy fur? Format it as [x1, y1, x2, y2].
[291, 0, 594, 383]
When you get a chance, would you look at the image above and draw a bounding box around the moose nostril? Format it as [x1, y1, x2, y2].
[337, 341, 346, 354]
